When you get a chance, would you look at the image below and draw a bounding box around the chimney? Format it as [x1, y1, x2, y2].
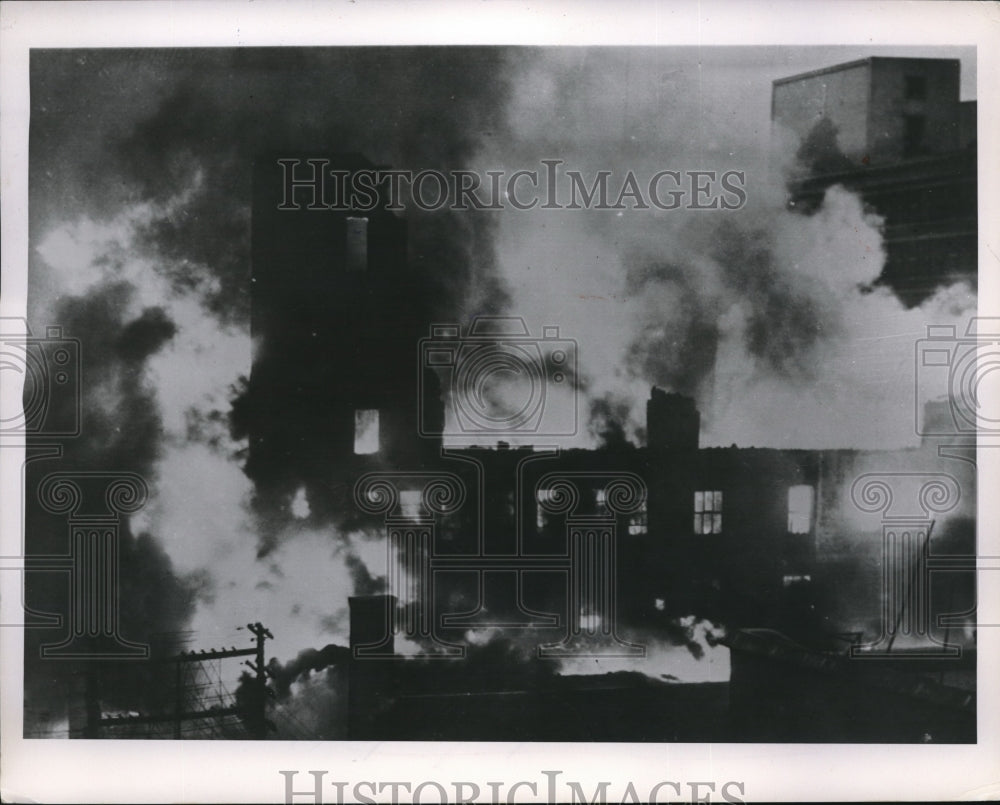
[646, 387, 700, 451]
[348, 594, 397, 653]
[347, 594, 398, 740]
[920, 398, 974, 448]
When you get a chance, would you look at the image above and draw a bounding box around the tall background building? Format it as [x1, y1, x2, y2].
[240, 154, 443, 513]
[773, 57, 977, 306]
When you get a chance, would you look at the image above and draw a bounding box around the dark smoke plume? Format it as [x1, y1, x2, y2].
[23, 282, 201, 732]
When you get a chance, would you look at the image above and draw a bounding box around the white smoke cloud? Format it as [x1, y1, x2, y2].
[33, 189, 376, 670]
[473, 50, 976, 450]
[556, 621, 731, 684]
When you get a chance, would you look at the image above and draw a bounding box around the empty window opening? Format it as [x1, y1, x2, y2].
[290, 487, 311, 519]
[787, 485, 815, 534]
[694, 490, 723, 535]
[400, 490, 423, 520]
[536, 488, 555, 530]
[596, 487, 647, 534]
[629, 500, 648, 535]
[354, 409, 379, 454]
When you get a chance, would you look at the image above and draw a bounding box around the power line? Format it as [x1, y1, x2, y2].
[88, 622, 275, 740]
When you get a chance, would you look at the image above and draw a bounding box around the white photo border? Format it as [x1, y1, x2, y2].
[1, 1, 998, 802]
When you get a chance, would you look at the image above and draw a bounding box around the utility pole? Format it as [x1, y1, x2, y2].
[173, 657, 183, 739]
[93, 624, 275, 738]
[244, 622, 275, 739]
[83, 668, 100, 738]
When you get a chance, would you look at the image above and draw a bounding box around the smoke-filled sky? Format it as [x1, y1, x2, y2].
[26, 46, 977, 711]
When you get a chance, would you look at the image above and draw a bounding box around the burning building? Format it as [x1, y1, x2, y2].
[19, 43, 982, 750]
[241, 136, 977, 740]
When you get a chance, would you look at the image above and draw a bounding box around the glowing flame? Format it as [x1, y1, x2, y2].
[557, 618, 729, 683]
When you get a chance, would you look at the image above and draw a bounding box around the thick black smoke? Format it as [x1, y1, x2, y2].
[27, 48, 523, 727]
[41, 47, 518, 553]
[623, 259, 723, 400]
[711, 222, 835, 378]
[48, 47, 517, 325]
[617, 213, 836, 422]
[267, 643, 352, 700]
[23, 282, 201, 733]
[587, 394, 638, 449]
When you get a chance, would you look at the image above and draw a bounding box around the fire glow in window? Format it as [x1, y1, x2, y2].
[787, 484, 815, 534]
[694, 489, 722, 534]
[598, 487, 647, 534]
[353, 409, 379, 454]
[693, 490, 723, 535]
[537, 488, 555, 530]
[629, 500, 648, 535]
[399, 490, 423, 520]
